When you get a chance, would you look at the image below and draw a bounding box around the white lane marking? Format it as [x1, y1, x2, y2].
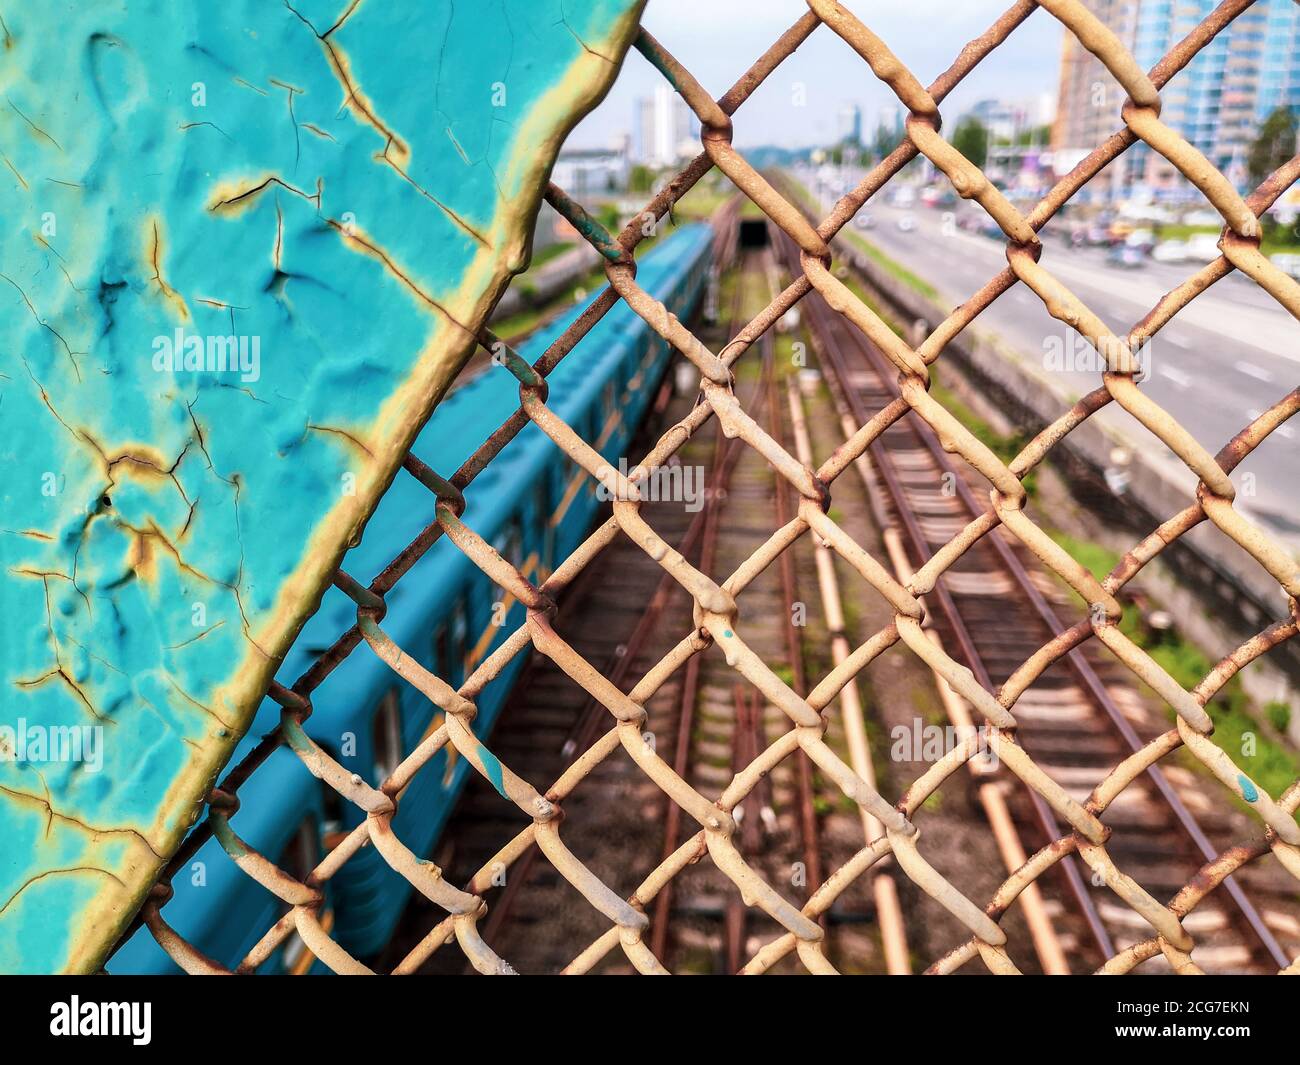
[1158, 365, 1192, 388]
[1162, 332, 1191, 349]
[1234, 360, 1274, 383]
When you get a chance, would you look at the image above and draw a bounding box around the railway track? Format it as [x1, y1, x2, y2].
[390, 233, 918, 973]
[647, 252, 832, 973]
[435, 246, 847, 974]
[384, 209, 1296, 975]
[378, 215, 740, 972]
[384, 291, 706, 975]
[772, 224, 1300, 974]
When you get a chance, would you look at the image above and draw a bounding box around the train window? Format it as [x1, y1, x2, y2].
[509, 520, 523, 569]
[275, 816, 320, 974]
[495, 518, 523, 573]
[320, 780, 345, 844]
[372, 687, 403, 784]
[603, 380, 616, 418]
[432, 622, 451, 682]
[450, 599, 468, 683]
[535, 480, 554, 575]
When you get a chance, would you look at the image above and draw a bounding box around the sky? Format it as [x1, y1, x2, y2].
[569, 0, 1067, 150]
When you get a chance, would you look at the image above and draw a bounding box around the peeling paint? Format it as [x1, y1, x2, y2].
[0, 0, 644, 973]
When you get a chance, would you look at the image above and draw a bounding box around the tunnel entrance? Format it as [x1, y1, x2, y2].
[739, 218, 769, 248]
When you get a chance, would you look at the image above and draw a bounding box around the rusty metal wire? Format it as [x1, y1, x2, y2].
[121, 0, 1300, 975]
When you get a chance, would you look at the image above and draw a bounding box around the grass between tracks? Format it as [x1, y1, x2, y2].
[784, 168, 1299, 813]
[840, 228, 941, 302]
[491, 264, 609, 342]
[804, 220, 1298, 805]
[673, 175, 732, 222]
[780, 173, 941, 301]
[1047, 530, 1298, 803]
[818, 267, 1040, 497]
[826, 184, 1300, 807]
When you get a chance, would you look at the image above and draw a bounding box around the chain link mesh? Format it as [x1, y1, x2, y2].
[120, 0, 1300, 976]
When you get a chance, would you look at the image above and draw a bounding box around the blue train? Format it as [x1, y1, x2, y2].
[108, 222, 714, 974]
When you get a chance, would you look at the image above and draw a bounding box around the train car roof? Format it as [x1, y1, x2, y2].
[231, 221, 712, 753]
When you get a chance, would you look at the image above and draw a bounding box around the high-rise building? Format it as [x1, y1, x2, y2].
[1051, 0, 1300, 199]
[837, 103, 863, 144]
[635, 96, 656, 166]
[876, 103, 904, 139]
[633, 85, 696, 167]
[1051, 0, 1134, 192]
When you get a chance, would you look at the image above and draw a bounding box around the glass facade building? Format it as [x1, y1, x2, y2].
[1053, 0, 1300, 200]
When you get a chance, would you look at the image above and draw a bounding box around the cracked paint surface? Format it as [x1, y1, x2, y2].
[0, 0, 643, 973]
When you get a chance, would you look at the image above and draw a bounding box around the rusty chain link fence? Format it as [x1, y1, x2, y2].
[120, 0, 1300, 975]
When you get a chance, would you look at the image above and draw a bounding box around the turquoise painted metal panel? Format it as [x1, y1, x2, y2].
[0, 0, 643, 973]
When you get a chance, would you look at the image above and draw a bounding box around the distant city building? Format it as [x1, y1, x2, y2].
[1052, 0, 1300, 199]
[969, 98, 1022, 143]
[837, 102, 863, 144]
[1051, 0, 1134, 192]
[876, 103, 904, 138]
[552, 142, 631, 196]
[963, 97, 1055, 189]
[634, 84, 696, 166]
[635, 96, 656, 164]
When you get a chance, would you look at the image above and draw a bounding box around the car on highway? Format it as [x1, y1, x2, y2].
[920, 186, 956, 209]
[1182, 208, 1222, 227]
[1072, 221, 1114, 246]
[1125, 228, 1156, 253]
[1106, 243, 1146, 269]
[891, 186, 917, 208]
[1107, 219, 1134, 242]
[1151, 239, 1189, 264]
[959, 212, 1002, 240]
[1185, 232, 1221, 262]
[1270, 252, 1300, 280]
[854, 211, 876, 229]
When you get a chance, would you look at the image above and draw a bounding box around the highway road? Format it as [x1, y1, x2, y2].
[797, 168, 1300, 551]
